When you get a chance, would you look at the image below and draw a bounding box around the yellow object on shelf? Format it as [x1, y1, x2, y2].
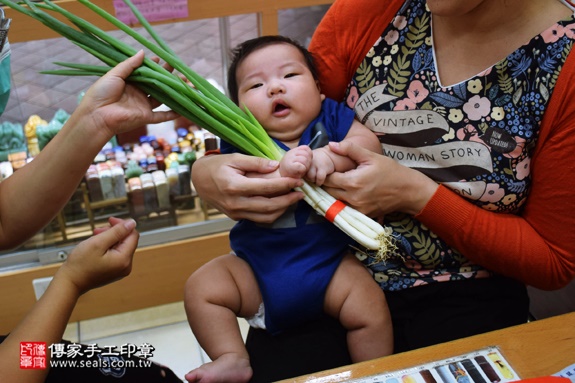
[24, 114, 46, 157]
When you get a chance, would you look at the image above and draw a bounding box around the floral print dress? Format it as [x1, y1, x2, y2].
[345, 0, 575, 291]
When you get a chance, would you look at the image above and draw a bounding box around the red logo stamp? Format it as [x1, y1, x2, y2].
[20, 342, 47, 369]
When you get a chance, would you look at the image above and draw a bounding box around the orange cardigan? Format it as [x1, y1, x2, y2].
[309, 0, 575, 290]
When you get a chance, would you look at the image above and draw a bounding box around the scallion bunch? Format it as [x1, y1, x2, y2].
[1, 0, 395, 259]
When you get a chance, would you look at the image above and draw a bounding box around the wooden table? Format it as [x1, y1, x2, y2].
[281, 312, 575, 382]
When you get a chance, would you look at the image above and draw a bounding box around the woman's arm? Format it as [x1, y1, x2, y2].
[0, 217, 139, 383]
[0, 51, 177, 250]
[325, 135, 575, 290]
[417, 105, 575, 290]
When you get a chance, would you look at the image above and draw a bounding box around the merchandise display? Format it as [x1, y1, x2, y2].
[83, 128, 207, 226]
[0, 109, 70, 174]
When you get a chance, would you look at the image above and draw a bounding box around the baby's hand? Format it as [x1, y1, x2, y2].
[279, 145, 313, 179]
[307, 147, 336, 186]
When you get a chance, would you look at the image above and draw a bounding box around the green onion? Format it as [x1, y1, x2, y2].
[1, 0, 395, 259]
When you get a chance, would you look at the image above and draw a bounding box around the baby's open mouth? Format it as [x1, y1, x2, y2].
[273, 100, 289, 114]
[275, 104, 288, 112]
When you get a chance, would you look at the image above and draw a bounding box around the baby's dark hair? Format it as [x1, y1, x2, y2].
[227, 35, 319, 104]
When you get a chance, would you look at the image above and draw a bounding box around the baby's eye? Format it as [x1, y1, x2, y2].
[249, 83, 263, 90]
[285, 73, 298, 78]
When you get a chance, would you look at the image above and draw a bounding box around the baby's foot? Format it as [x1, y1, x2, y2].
[185, 353, 252, 383]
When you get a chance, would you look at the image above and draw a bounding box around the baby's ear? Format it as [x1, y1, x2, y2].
[316, 81, 326, 101]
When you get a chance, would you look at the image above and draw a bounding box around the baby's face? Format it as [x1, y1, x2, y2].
[236, 43, 325, 146]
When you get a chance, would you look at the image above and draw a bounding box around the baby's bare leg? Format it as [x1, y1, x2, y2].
[324, 253, 393, 362]
[184, 253, 262, 383]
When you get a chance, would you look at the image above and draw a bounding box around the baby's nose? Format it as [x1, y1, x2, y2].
[268, 82, 285, 96]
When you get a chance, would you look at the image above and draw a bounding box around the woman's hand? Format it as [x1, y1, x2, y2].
[56, 217, 139, 296]
[75, 50, 178, 137]
[323, 141, 439, 217]
[192, 153, 305, 223]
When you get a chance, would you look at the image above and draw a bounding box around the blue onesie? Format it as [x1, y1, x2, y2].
[221, 98, 358, 335]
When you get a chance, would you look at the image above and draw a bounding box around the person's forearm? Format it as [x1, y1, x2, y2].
[0, 111, 112, 248]
[0, 218, 138, 381]
[0, 51, 174, 249]
[0, 272, 80, 383]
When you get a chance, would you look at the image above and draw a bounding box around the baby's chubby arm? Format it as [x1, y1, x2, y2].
[308, 120, 381, 186]
[246, 120, 380, 186]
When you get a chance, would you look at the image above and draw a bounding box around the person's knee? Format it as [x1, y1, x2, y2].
[184, 270, 208, 312]
[184, 255, 234, 306]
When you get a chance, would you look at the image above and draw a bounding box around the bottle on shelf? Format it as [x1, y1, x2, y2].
[127, 177, 145, 216]
[178, 164, 192, 195]
[166, 166, 181, 198]
[140, 173, 159, 212]
[110, 163, 127, 199]
[152, 170, 170, 209]
[97, 163, 114, 200]
[85, 164, 104, 202]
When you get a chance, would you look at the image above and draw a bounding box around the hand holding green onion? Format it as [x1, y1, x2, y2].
[0, 0, 395, 260]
